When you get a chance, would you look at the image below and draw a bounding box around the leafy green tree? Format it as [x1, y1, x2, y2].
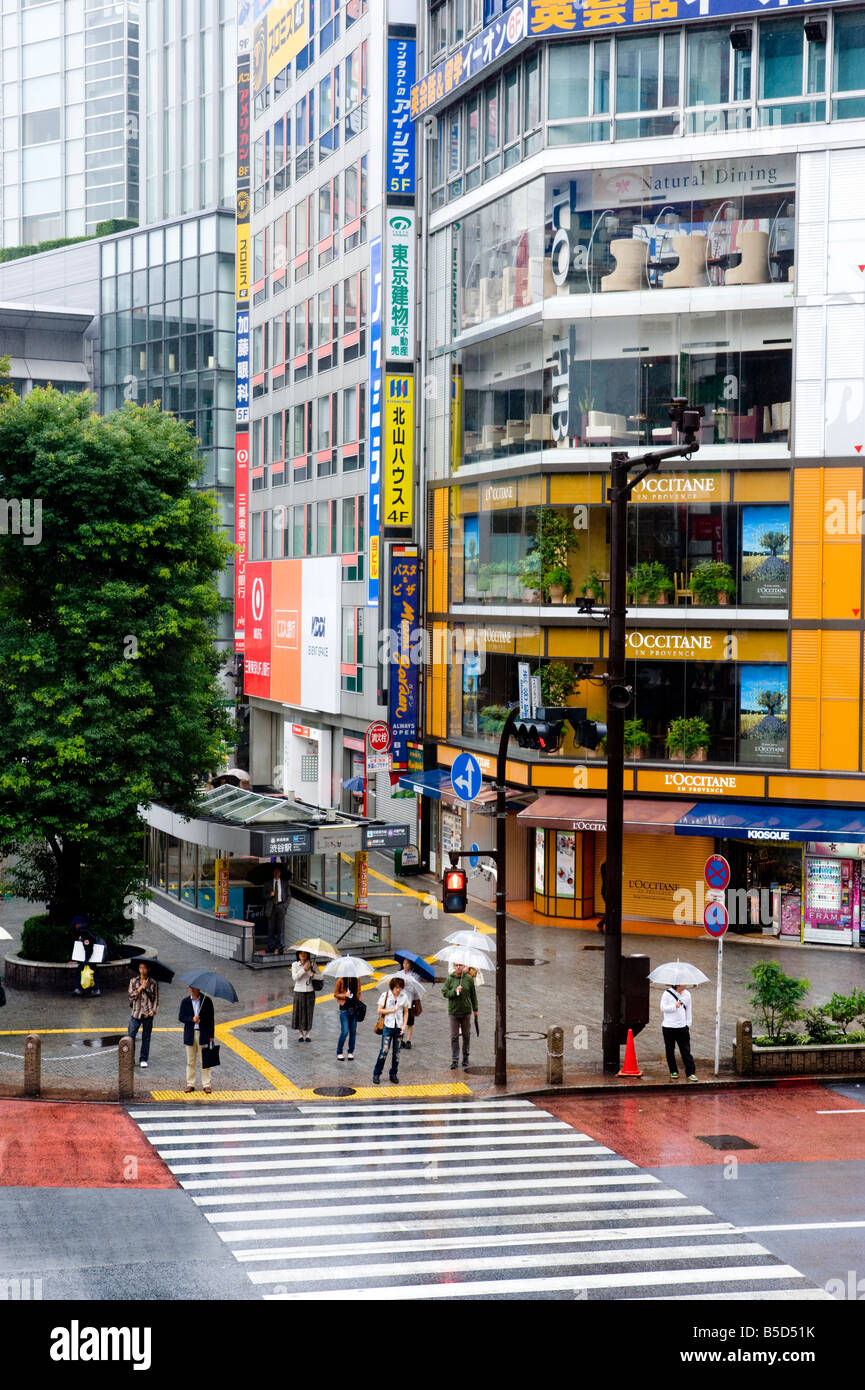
[0, 389, 233, 946]
[760, 531, 788, 556]
[825, 989, 865, 1037]
[746, 960, 809, 1043]
[757, 690, 786, 716]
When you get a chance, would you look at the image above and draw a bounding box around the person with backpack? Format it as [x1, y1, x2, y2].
[660, 983, 697, 1080]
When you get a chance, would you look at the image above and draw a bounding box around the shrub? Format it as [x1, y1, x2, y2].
[20, 914, 75, 963]
[665, 716, 710, 757]
[627, 561, 673, 602]
[747, 960, 809, 1043]
[825, 988, 865, 1036]
[624, 719, 650, 754]
[539, 661, 577, 706]
[801, 1006, 841, 1045]
[690, 561, 737, 604]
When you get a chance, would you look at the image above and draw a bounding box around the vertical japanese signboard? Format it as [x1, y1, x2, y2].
[386, 35, 416, 196]
[384, 209, 415, 363]
[389, 549, 420, 768]
[383, 374, 413, 533]
[235, 51, 252, 652]
[234, 432, 249, 651]
[367, 236, 382, 606]
[215, 858, 230, 917]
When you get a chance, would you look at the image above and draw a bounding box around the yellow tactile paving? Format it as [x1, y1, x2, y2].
[147, 1082, 473, 1102]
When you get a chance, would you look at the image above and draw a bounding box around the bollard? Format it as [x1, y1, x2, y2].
[546, 1025, 564, 1085]
[117, 1035, 135, 1100]
[23, 1034, 41, 1097]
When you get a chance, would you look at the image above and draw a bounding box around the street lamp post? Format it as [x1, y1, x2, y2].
[601, 401, 703, 1073]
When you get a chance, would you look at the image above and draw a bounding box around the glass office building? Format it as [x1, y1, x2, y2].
[99, 208, 238, 648]
[0, 0, 139, 246]
[141, 0, 236, 224]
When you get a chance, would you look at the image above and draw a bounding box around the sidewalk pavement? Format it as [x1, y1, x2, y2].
[2, 857, 865, 1103]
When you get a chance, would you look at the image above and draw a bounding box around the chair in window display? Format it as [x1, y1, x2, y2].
[462, 285, 480, 328]
[504, 419, 527, 450]
[527, 414, 552, 447]
[584, 411, 641, 446]
[480, 423, 506, 455]
[480, 276, 503, 320]
[725, 231, 771, 286]
[762, 401, 790, 438]
[660, 234, 710, 289]
[600, 238, 651, 293]
[726, 408, 760, 442]
[674, 571, 695, 605]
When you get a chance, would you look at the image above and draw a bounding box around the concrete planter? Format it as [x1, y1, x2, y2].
[4, 944, 155, 993]
[734, 1017, 865, 1076]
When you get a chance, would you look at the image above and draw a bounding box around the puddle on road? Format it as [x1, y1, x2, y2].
[80, 1035, 124, 1049]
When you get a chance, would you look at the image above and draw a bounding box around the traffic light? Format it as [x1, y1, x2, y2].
[574, 719, 608, 750]
[513, 706, 566, 753]
[442, 865, 468, 913]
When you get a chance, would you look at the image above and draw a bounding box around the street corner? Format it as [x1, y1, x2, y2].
[0, 1100, 178, 1188]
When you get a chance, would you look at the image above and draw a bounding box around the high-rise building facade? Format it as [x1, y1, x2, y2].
[412, 0, 865, 945]
[140, 0, 236, 224]
[0, 0, 140, 247]
[238, 0, 422, 823]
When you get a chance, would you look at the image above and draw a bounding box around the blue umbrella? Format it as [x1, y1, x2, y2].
[341, 776, 364, 792]
[178, 969, 239, 1003]
[392, 948, 435, 982]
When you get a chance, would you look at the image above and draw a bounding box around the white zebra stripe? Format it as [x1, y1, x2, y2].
[200, 1187, 679, 1219]
[166, 1157, 629, 1181]
[151, 1137, 601, 1161]
[183, 1170, 653, 1195]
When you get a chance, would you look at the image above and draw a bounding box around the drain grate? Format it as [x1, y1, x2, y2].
[81, 1035, 123, 1049]
[583, 944, 604, 951]
[506, 958, 550, 967]
[313, 1086, 357, 1097]
[246, 1025, 276, 1033]
[696, 1134, 758, 1150]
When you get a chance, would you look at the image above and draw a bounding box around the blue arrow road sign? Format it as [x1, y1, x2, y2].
[469, 843, 479, 869]
[451, 753, 482, 804]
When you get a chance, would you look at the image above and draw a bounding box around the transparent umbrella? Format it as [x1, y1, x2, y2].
[648, 960, 711, 987]
[444, 929, 495, 952]
[433, 945, 494, 972]
[319, 954, 377, 979]
[388, 969, 427, 1000]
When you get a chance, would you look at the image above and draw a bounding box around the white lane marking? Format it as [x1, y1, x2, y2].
[152, 1139, 609, 1162]
[139, 1120, 572, 1142]
[0, 926, 13, 940]
[295, 1100, 536, 1114]
[263, 1265, 809, 1300]
[129, 1108, 256, 1119]
[215, 1205, 717, 1241]
[737, 1219, 865, 1234]
[233, 1222, 738, 1261]
[247, 1242, 772, 1284]
[815, 1109, 865, 1115]
[168, 1158, 633, 1182]
[148, 1128, 595, 1150]
[182, 1170, 651, 1195]
[201, 1189, 692, 1220]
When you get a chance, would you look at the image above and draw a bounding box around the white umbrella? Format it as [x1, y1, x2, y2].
[648, 960, 711, 987]
[319, 954, 377, 979]
[434, 945, 494, 972]
[387, 969, 427, 999]
[444, 929, 495, 952]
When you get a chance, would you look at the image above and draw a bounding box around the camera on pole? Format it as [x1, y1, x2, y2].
[668, 397, 704, 447]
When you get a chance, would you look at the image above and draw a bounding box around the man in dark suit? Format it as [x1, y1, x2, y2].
[263, 863, 290, 955]
[178, 987, 216, 1092]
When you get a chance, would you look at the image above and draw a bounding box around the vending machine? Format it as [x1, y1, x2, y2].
[802, 855, 857, 946]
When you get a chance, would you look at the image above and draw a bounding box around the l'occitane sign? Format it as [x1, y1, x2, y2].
[626, 630, 730, 660]
[629, 473, 729, 503]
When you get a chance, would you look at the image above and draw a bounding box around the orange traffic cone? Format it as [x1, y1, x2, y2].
[617, 1028, 642, 1078]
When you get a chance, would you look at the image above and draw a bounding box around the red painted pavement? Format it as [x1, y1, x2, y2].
[0, 1102, 177, 1188]
[539, 1086, 865, 1167]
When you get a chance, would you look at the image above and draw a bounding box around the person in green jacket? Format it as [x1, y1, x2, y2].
[442, 961, 478, 1070]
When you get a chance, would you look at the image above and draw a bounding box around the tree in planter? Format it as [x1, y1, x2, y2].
[746, 960, 809, 1044]
[518, 550, 542, 600]
[825, 988, 865, 1036]
[690, 560, 736, 606]
[624, 719, 651, 759]
[534, 506, 579, 601]
[537, 661, 578, 707]
[545, 565, 573, 602]
[665, 716, 710, 760]
[626, 560, 673, 605]
[580, 567, 606, 602]
[0, 390, 233, 954]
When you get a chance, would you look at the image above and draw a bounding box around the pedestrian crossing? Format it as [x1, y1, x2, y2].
[129, 1099, 830, 1301]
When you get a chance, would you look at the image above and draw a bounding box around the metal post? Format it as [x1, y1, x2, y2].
[494, 706, 519, 1087]
[23, 1034, 41, 1097]
[118, 1034, 135, 1100]
[714, 935, 724, 1076]
[603, 453, 629, 1073]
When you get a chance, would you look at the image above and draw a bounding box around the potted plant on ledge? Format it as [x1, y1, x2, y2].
[624, 719, 651, 760]
[539, 660, 578, 708]
[665, 716, 711, 762]
[581, 567, 606, 604]
[534, 506, 579, 604]
[519, 550, 543, 603]
[544, 565, 573, 604]
[627, 561, 673, 606]
[690, 560, 736, 607]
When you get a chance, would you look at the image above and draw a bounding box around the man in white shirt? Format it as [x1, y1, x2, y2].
[660, 983, 697, 1080]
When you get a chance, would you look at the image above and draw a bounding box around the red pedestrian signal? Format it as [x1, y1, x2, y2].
[443, 867, 468, 914]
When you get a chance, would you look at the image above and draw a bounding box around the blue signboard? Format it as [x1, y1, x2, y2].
[367, 236, 382, 607]
[451, 752, 483, 804]
[387, 36, 416, 196]
[388, 551, 420, 768]
[413, 0, 845, 116]
[235, 308, 250, 424]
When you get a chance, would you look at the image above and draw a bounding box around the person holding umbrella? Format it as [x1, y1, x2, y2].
[127, 959, 159, 1068]
[179, 986, 216, 1093]
[373, 977, 409, 1085]
[396, 957, 427, 1051]
[649, 960, 707, 1081]
[442, 960, 479, 1071]
[291, 949, 318, 1040]
[334, 972, 361, 1060]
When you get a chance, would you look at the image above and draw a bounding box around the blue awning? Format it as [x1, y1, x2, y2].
[398, 769, 453, 800]
[675, 801, 865, 844]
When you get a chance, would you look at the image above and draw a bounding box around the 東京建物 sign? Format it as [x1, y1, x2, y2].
[384, 209, 416, 365]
